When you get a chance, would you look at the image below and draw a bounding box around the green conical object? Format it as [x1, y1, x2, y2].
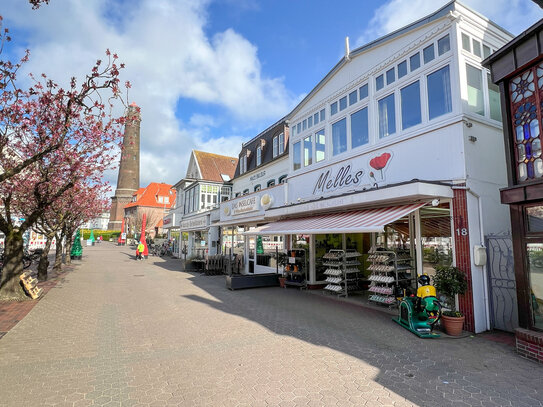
[256, 235, 264, 255]
[71, 229, 83, 260]
[89, 229, 95, 242]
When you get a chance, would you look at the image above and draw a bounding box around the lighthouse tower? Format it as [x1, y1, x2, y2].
[108, 102, 141, 230]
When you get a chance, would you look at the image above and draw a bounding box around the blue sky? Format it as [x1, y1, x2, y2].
[2, 0, 542, 190]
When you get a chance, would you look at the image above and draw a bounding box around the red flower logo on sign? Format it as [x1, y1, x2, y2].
[369, 153, 391, 171]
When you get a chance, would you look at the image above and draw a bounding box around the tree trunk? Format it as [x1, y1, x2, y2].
[0, 229, 27, 300]
[37, 236, 54, 281]
[53, 232, 63, 271]
[64, 227, 73, 265]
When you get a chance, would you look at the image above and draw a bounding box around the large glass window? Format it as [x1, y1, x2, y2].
[303, 135, 312, 167]
[526, 242, 543, 329]
[467, 64, 484, 116]
[332, 118, 347, 155]
[378, 94, 396, 138]
[401, 81, 422, 130]
[293, 141, 301, 170]
[320, 109, 325, 122]
[273, 136, 278, 157]
[308, 116, 313, 128]
[278, 132, 285, 155]
[487, 73, 502, 121]
[200, 184, 219, 209]
[427, 65, 452, 120]
[351, 107, 369, 148]
[314, 112, 319, 125]
[315, 129, 325, 162]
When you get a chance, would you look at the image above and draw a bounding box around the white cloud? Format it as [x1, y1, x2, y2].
[355, 0, 541, 47]
[2, 0, 295, 189]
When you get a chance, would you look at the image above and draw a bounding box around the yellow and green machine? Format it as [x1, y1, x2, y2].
[393, 275, 442, 338]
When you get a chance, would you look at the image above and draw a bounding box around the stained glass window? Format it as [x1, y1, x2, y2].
[509, 65, 543, 183]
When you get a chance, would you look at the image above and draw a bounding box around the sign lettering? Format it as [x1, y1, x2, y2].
[313, 164, 364, 195]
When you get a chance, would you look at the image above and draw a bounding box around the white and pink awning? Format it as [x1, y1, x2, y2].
[243, 202, 426, 235]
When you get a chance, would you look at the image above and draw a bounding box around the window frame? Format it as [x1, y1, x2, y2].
[256, 146, 262, 166]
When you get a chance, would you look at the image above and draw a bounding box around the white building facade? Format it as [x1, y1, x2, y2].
[223, 2, 513, 333]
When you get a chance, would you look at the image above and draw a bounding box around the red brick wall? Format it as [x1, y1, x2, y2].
[516, 328, 543, 363]
[452, 187, 475, 332]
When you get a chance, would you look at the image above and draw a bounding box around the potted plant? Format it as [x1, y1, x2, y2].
[432, 265, 468, 336]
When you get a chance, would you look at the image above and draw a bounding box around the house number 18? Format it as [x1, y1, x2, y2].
[456, 228, 468, 236]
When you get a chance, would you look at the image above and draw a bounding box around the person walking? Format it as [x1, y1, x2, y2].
[136, 241, 145, 260]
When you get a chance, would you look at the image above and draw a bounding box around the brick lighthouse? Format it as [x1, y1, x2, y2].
[108, 102, 141, 230]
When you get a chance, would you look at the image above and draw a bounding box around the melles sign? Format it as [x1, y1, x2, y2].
[313, 164, 364, 195]
[232, 196, 259, 215]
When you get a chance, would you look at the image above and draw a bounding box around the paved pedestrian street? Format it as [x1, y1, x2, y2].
[0, 244, 542, 407]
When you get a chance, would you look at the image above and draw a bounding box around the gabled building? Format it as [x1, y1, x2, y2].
[221, 1, 513, 333]
[174, 150, 238, 257]
[123, 182, 175, 238]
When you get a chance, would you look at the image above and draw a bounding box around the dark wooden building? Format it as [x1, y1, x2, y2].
[485, 18, 543, 363]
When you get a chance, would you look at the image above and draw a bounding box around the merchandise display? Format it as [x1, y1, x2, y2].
[368, 247, 414, 306]
[323, 249, 362, 297]
[283, 248, 307, 288]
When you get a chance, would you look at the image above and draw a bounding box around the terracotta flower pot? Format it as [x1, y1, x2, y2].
[441, 315, 465, 336]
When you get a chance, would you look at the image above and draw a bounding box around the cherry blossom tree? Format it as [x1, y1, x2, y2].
[0, 17, 130, 299]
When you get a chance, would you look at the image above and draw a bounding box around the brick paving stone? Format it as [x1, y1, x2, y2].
[0, 243, 542, 406]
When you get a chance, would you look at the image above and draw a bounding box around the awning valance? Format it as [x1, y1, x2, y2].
[242, 202, 426, 235]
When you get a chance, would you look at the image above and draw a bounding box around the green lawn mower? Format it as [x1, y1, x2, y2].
[393, 274, 442, 338]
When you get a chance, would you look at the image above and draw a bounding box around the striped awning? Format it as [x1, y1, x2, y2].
[243, 202, 426, 235]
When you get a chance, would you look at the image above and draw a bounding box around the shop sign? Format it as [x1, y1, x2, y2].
[181, 217, 208, 230]
[250, 171, 266, 181]
[232, 196, 260, 215]
[309, 152, 393, 196]
[313, 163, 364, 195]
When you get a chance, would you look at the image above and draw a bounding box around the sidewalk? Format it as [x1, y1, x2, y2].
[0, 263, 72, 338]
[0, 243, 541, 407]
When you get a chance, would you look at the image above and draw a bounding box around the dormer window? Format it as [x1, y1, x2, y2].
[273, 132, 285, 158]
[240, 155, 247, 174]
[256, 146, 262, 166]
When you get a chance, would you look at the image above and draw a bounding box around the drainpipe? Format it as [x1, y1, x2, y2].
[451, 185, 490, 331]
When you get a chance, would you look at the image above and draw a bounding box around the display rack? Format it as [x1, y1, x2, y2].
[367, 248, 414, 306]
[283, 248, 307, 289]
[323, 249, 362, 297]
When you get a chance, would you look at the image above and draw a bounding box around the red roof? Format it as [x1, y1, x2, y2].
[194, 150, 238, 182]
[124, 182, 176, 209]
